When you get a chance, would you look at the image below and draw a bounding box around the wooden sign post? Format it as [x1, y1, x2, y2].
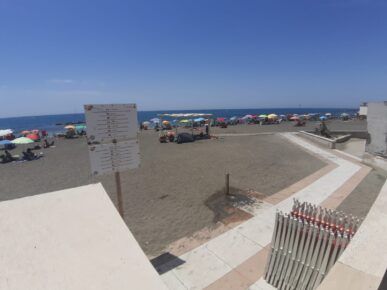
[84, 104, 140, 218]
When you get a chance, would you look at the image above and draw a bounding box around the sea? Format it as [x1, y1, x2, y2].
[0, 108, 357, 135]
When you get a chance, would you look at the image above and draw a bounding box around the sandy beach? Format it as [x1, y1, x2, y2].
[0, 119, 382, 256]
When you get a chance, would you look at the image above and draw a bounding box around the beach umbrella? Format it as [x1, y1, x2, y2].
[0, 129, 13, 137]
[26, 134, 39, 141]
[194, 117, 205, 122]
[11, 137, 34, 144]
[325, 113, 332, 116]
[180, 119, 190, 123]
[258, 114, 267, 118]
[341, 113, 349, 117]
[290, 116, 300, 121]
[31, 129, 40, 134]
[64, 125, 75, 130]
[0, 140, 11, 149]
[320, 116, 327, 120]
[150, 118, 160, 123]
[75, 124, 86, 130]
[216, 117, 226, 122]
[268, 114, 278, 119]
[162, 120, 170, 125]
[142, 121, 151, 126]
[242, 114, 253, 119]
[21, 130, 31, 135]
[230, 116, 237, 121]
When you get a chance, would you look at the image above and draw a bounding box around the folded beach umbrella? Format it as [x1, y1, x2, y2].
[268, 114, 278, 119]
[0, 129, 13, 137]
[11, 137, 34, 144]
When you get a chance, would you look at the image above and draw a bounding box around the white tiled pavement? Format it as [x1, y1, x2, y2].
[161, 133, 361, 290]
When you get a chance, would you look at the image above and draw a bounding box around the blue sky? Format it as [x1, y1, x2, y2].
[0, 0, 386, 117]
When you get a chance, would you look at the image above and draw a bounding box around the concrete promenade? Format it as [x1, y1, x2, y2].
[160, 133, 371, 290]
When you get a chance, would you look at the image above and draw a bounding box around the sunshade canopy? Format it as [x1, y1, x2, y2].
[194, 117, 205, 122]
[0, 140, 11, 145]
[268, 114, 278, 119]
[150, 118, 160, 123]
[216, 117, 226, 122]
[64, 125, 75, 129]
[180, 119, 191, 123]
[320, 116, 327, 120]
[0, 129, 13, 137]
[26, 134, 39, 141]
[158, 113, 212, 118]
[11, 137, 34, 144]
[75, 124, 86, 129]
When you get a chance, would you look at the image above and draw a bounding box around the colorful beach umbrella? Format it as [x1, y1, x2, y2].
[290, 116, 300, 121]
[258, 114, 267, 118]
[75, 124, 86, 130]
[26, 134, 39, 141]
[0, 140, 11, 148]
[64, 125, 75, 130]
[162, 120, 170, 125]
[268, 114, 278, 119]
[320, 116, 327, 120]
[11, 137, 34, 144]
[230, 116, 238, 121]
[150, 118, 160, 123]
[194, 117, 205, 122]
[216, 117, 226, 122]
[0, 129, 13, 137]
[242, 114, 253, 119]
[180, 119, 190, 123]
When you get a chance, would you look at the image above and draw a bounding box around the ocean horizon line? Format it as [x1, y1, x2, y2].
[0, 106, 358, 120]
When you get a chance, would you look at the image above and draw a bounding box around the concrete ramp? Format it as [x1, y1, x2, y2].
[0, 183, 167, 290]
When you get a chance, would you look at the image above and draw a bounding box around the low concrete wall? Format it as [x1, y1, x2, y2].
[298, 131, 336, 149]
[298, 131, 354, 149]
[318, 180, 387, 290]
[330, 130, 369, 139]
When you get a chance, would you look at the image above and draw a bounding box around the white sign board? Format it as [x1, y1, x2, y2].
[84, 103, 140, 176]
[88, 140, 140, 176]
[84, 104, 138, 143]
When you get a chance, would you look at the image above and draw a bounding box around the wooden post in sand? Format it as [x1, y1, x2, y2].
[225, 173, 230, 195]
[115, 171, 124, 217]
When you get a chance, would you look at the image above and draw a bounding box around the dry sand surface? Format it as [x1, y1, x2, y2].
[0, 123, 327, 256]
